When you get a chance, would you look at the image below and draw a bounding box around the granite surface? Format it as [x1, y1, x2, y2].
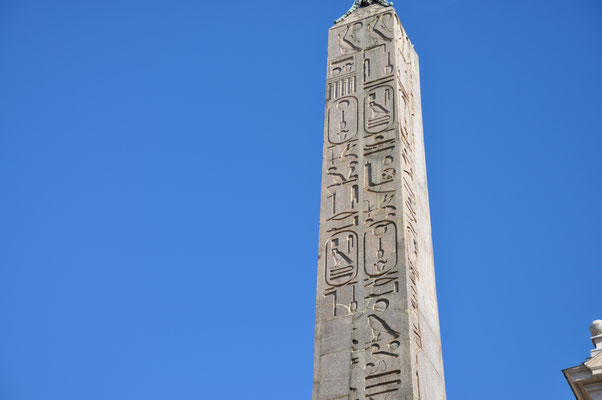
[314, 5, 447, 400]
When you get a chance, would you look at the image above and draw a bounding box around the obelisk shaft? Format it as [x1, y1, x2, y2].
[314, 5, 446, 400]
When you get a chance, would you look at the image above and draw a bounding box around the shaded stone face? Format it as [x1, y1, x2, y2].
[314, 5, 447, 400]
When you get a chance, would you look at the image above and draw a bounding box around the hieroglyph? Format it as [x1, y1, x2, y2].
[314, 5, 446, 400]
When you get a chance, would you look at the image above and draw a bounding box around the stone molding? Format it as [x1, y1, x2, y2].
[564, 320, 602, 400]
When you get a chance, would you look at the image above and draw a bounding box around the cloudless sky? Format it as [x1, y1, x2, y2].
[1, 0, 601, 399]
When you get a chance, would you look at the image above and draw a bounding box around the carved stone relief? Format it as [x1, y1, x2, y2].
[316, 6, 446, 400]
[328, 56, 357, 100]
[337, 22, 363, 55]
[328, 97, 359, 144]
[364, 45, 394, 83]
[364, 221, 397, 277]
[325, 230, 358, 287]
[370, 12, 394, 45]
[365, 86, 394, 133]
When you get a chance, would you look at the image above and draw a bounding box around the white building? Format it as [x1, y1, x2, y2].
[564, 320, 602, 400]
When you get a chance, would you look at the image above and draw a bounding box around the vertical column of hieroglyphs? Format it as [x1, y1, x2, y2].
[354, 8, 406, 400]
[314, 8, 363, 400]
[314, 5, 446, 400]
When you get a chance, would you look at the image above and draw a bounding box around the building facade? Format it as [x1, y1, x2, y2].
[564, 320, 602, 400]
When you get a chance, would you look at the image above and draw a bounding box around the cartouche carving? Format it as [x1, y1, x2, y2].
[365, 86, 394, 133]
[328, 97, 359, 144]
[325, 231, 358, 287]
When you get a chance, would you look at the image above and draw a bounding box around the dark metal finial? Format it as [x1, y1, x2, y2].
[335, 0, 394, 25]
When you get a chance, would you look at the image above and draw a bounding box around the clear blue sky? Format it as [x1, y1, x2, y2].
[1, 0, 601, 399]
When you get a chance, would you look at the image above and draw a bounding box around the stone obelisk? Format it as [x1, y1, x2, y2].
[313, 4, 446, 400]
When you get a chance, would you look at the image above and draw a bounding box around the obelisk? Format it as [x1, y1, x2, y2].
[313, 3, 447, 400]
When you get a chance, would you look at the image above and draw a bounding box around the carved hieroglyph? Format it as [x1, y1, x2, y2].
[314, 5, 446, 400]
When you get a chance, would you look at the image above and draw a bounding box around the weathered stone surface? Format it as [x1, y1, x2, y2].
[314, 5, 447, 399]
